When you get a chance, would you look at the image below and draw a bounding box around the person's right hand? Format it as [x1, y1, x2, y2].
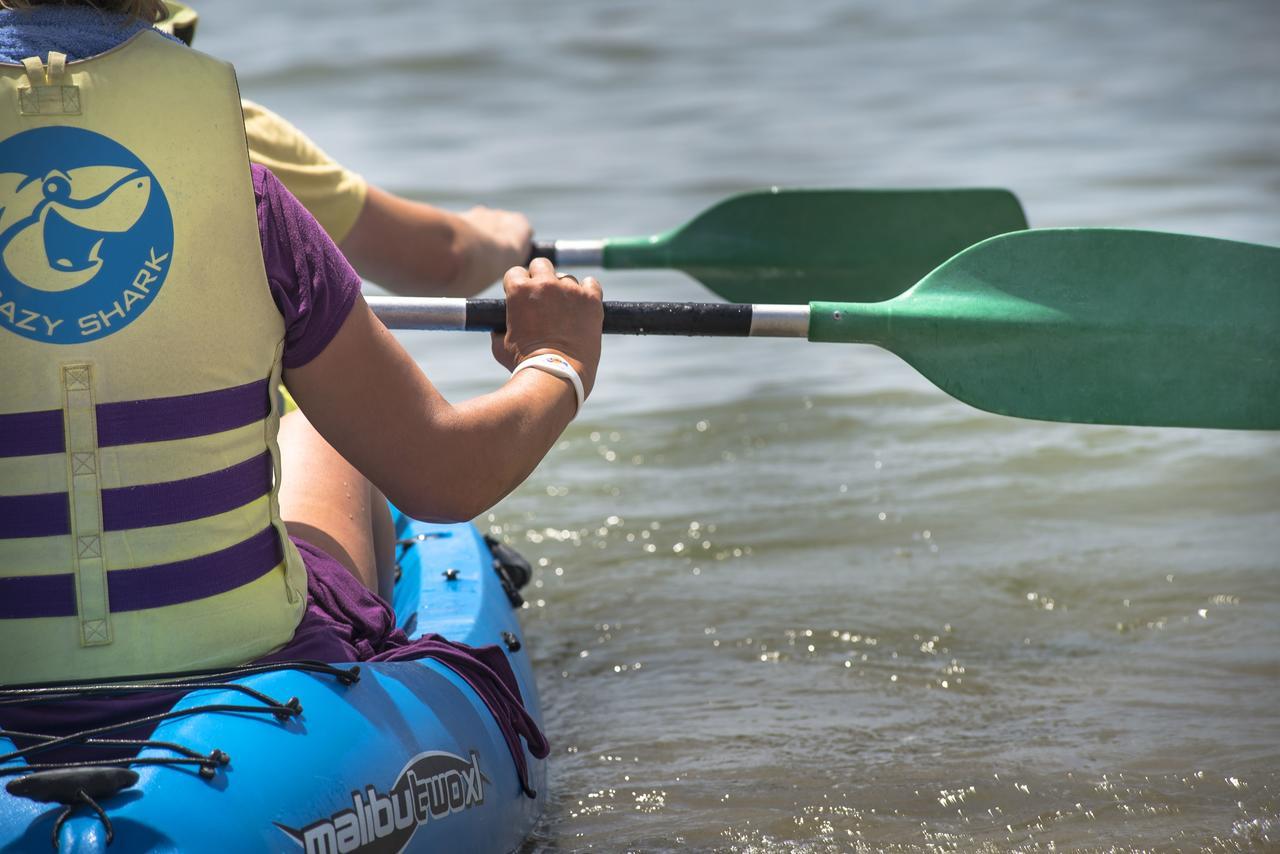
[492, 258, 603, 399]
[460, 206, 534, 290]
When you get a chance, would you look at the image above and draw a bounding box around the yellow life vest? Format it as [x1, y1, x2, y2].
[0, 31, 307, 684]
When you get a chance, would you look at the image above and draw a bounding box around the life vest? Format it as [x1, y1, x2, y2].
[0, 31, 307, 684]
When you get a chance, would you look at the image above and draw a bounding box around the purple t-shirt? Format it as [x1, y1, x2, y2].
[253, 163, 360, 367]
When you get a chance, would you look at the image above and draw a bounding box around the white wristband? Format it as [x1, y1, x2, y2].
[511, 353, 586, 415]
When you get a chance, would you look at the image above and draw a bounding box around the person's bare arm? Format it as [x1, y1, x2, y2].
[240, 100, 530, 298]
[284, 260, 601, 522]
[337, 185, 532, 298]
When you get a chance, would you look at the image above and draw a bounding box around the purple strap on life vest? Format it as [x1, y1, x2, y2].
[0, 526, 284, 618]
[0, 572, 76, 619]
[0, 492, 70, 539]
[0, 379, 271, 459]
[101, 450, 273, 531]
[0, 410, 64, 458]
[96, 379, 272, 447]
[0, 451, 273, 539]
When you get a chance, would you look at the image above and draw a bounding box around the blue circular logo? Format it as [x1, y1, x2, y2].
[0, 126, 173, 344]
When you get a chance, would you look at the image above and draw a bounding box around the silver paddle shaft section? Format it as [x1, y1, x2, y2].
[749, 305, 810, 337]
[369, 297, 469, 330]
[551, 240, 605, 268]
[526, 239, 604, 267]
[367, 297, 811, 338]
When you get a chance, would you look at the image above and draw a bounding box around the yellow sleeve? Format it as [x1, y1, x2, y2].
[241, 99, 369, 244]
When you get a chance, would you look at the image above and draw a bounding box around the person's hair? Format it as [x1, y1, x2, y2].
[0, 0, 167, 23]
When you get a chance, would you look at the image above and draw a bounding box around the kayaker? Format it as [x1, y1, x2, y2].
[0, 0, 597, 723]
[159, 1, 533, 299]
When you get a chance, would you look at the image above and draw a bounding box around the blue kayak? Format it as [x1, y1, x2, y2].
[0, 513, 547, 853]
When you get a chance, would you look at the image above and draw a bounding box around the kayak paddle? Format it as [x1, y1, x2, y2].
[374, 229, 1280, 431]
[529, 188, 1028, 304]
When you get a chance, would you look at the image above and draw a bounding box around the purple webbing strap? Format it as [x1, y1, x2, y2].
[101, 451, 274, 531]
[0, 451, 273, 539]
[0, 526, 284, 618]
[0, 379, 270, 459]
[0, 410, 64, 458]
[96, 379, 271, 447]
[0, 493, 70, 539]
[0, 572, 76, 619]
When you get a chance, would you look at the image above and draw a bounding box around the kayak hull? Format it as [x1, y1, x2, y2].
[0, 516, 546, 853]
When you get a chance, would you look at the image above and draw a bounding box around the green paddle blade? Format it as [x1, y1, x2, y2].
[602, 188, 1028, 304]
[809, 229, 1280, 430]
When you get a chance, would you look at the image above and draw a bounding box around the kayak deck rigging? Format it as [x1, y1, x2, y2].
[0, 660, 358, 776]
[0, 661, 357, 850]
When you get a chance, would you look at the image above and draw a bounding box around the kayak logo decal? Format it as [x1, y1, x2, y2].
[0, 126, 173, 344]
[275, 750, 489, 853]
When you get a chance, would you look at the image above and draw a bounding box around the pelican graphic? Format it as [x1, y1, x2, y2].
[0, 166, 153, 293]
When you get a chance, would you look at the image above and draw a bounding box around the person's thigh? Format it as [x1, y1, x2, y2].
[277, 409, 394, 599]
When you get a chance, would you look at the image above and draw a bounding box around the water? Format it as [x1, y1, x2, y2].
[202, 1, 1280, 849]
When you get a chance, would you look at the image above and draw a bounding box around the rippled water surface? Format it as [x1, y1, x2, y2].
[204, 1, 1280, 850]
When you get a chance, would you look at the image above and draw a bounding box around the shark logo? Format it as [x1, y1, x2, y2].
[2, 165, 152, 292]
[0, 126, 173, 344]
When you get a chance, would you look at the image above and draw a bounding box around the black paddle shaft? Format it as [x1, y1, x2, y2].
[465, 300, 754, 336]
[527, 240, 557, 265]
